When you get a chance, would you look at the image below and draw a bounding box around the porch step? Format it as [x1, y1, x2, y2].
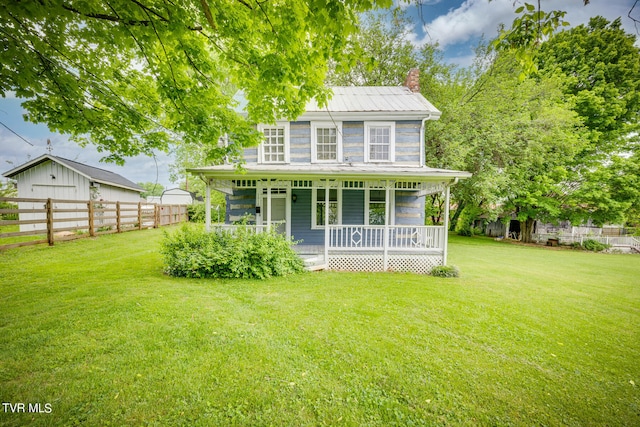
[299, 254, 327, 271]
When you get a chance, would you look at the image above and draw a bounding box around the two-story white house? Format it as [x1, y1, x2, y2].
[189, 70, 471, 273]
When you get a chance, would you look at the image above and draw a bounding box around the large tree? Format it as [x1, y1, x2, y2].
[1, 0, 390, 164]
[535, 17, 640, 227]
[537, 17, 640, 158]
[422, 47, 584, 239]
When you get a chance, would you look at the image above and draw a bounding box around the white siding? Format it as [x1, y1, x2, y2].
[15, 160, 89, 232]
[161, 189, 193, 205]
[94, 184, 141, 203]
[16, 160, 90, 200]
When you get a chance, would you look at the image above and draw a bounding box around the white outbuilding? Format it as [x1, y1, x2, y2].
[160, 188, 196, 205]
[3, 154, 143, 231]
[3, 154, 143, 201]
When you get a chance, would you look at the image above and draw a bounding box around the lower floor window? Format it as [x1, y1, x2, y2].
[313, 188, 340, 228]
[368, 190, 386, 225]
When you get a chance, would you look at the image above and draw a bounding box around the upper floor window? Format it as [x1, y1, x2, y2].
[259, 123, 289, 163]
[365, 122, 395, 162]
[312, 121, 342, 163]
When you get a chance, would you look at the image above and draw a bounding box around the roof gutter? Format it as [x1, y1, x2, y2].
[187, 167, 471, 182]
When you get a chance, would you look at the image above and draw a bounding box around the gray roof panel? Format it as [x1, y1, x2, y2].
[306, 87, 440, 114]
[232, 86, 441, 118]
[53, 156, 143, 191]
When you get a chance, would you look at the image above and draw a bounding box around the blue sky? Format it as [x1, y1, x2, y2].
[1, 0, 638, 188]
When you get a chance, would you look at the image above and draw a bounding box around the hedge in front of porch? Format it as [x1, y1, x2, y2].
[161, 224, 304, 279]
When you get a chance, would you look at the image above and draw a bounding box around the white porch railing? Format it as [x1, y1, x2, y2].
[328, 225, 445, 251]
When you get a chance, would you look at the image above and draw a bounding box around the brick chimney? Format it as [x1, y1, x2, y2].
[404, 68, 420, 93]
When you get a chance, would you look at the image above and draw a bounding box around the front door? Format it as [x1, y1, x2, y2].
[262, 195, 287, 235]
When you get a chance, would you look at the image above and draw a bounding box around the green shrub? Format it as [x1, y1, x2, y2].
[457, 226, 483, 237]
[457, 228, 473, 237]
[161, 224, 305, 279]
[187, 203, 206, 223]
[581, 239, 610, 252]
[187, 203, 226, 224]
[431, 265, 460, 278]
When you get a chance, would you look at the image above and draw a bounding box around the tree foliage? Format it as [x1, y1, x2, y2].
[536, 17, 640, 158]
[422, 47, 585, 240]
[465, 12, 640, 237]
[534, 17, 640, 228]
[137, 181, 164, 198]
[0, 0, 391, 164]
[491, 2, 570, 79]
[325, 11, 419, 86]
[326, 5, 638, 239]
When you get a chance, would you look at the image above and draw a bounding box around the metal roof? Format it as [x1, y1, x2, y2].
[233, 86, 441, 120]
[188, 163, 470, 182]
[305, 87, 440, 114]
[3, 154, 143, 192]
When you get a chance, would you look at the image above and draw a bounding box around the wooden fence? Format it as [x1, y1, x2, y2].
[533, 232, 640, 252]
[0, 197, 187, 250]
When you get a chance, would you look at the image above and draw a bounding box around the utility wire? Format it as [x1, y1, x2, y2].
[0, 120, 34, 146]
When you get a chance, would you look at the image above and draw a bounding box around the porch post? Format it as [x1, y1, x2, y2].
[443, 184, 451, 265]
[266, 181, 272, 231]
[205, 179, 211, 232]
[324, 179, 330, 267]
[383, 183, 391, 271]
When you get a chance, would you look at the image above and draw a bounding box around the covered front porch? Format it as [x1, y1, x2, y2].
[188, 164, 470, 274]
[292, 224, 445, 273]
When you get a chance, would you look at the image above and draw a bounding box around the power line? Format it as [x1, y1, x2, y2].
[0, 120, 34, 146]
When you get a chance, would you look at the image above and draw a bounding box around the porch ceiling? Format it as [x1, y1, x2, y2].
[188, 164, 471, 182]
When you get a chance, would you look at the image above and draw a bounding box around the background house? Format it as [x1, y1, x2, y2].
[3, 154, 143, 231]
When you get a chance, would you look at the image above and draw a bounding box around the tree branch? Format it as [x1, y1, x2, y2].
[62, 3, 153, 26]
[199, 0, 217, 30]
[61, 2, 203, 30]
[256, 0, 275, 33]
[236, 0, 254, 10]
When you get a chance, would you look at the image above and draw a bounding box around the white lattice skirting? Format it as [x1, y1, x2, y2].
[328, 254, 443, 274]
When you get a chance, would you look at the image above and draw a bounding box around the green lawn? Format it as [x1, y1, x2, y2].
[0, 224, 47, 247]
[0, 228, 638, 426]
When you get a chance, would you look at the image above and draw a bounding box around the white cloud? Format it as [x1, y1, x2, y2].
[419, 0, 514, 48]
[413, 0, 638, 47]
